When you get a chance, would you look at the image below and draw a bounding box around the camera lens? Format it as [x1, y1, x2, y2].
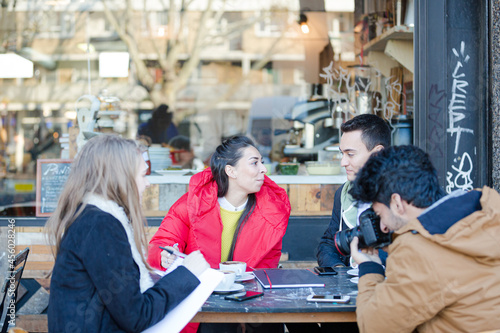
[333, 208, 390, 258]
[334, 226, 363, 256]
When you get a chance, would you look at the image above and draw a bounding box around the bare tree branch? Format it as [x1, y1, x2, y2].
[102, 0, 155, 90]
[202, 14, 262, 47]
[174, 0, 214, 89]
[164, 0, 182, 72]
[202, 30, 287, 112]
[98, 1, 284, 107]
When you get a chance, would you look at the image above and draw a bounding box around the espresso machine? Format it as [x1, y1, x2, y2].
[283, 99, 341, 162]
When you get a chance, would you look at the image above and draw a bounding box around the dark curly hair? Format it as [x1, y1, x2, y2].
[349, 145, 445, 208]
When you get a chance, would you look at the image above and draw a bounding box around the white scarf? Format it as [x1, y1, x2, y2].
[84, 193, 154, 293]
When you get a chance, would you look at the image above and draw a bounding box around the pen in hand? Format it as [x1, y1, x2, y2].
[159, 245, 187, 258]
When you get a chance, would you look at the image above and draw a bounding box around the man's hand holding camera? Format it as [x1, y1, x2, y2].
[349, 236, 383, 265]
[333, 208, 391, 265]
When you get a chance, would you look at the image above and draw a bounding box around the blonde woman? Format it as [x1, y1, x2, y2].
[45, 134, 208, 332]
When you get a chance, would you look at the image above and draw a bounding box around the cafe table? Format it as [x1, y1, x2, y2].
[191, 267, 358, 324]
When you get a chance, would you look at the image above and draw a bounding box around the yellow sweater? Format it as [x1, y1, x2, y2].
[220, 207, 244, 262]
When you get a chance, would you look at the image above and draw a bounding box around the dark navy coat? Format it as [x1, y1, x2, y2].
[48, 205, 199, 333]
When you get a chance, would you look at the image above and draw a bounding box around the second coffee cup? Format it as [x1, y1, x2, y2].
[219, 261, 247, 277]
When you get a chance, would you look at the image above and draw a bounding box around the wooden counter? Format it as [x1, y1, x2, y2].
[142, 174, 347, 217]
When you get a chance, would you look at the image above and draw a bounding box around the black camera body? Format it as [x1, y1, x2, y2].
[334, 208, 392, 256]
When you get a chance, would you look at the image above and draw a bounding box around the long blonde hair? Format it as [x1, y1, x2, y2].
[45, 134, 150, 268]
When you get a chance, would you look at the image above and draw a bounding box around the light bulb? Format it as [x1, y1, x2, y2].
[301, 23, 310, 34]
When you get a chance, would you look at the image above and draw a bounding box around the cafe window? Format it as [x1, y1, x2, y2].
[0, 0, 421, 217]
[145, 11, 169, 37]
[207, 12, 243, 51]
[36, 12, 75, 39]
[254, 11, 295, 37]
[88, 12, 115, 38]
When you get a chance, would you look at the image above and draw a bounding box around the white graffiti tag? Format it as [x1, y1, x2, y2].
[446, 152, 473, 193]
[447, 41, 474, 154]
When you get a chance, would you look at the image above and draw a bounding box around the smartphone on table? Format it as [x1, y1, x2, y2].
[225, 291, 264, 302]
[306, 294, 350, 303]
[314, 266, 338, 275]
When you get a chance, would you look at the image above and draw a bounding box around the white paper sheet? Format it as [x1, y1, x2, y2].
[142, 268, 224, 333]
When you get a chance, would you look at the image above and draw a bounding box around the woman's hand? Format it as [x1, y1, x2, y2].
[182, 250, 209, 278]
[160, 244, 180, 269]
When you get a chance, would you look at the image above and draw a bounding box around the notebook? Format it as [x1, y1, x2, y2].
[253, 269, 325, 289]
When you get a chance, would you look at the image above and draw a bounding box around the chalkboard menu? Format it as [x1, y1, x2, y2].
[36, 159, 73, 217]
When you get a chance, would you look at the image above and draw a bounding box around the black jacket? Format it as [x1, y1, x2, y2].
[316, 184, 350, 267]
[316, 184, 387, 267]
[48, 205, 200, 333]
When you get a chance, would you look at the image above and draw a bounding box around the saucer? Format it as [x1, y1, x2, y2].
[347, 269, 359, 277]
[235, 272, 255, 282]
[213, 283, 245, 294]
[350, 277, 359, 284]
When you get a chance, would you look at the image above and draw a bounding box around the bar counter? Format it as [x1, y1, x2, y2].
[147, 174, 347, 185]
[143, 173, 347, 217]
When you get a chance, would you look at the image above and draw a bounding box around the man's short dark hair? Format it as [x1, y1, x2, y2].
[350, 145, 445, 208]
[341, 114, 392, 151]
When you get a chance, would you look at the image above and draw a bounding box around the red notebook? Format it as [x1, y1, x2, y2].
[253, 269, 325, 289]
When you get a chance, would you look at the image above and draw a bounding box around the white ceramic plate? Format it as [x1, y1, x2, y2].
[235, 272, 255, 282]
[148, 147, 169, 152]
[154, 169, 197, 175]
[213, 283, 245, 294]
[350, 277, 359, 284]
[347, 269, 359, 277]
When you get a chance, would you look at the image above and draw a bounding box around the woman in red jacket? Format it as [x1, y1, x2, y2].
[148, 136, 291, 333]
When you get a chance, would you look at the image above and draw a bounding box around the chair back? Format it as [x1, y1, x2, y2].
[0, 247, 30, 333]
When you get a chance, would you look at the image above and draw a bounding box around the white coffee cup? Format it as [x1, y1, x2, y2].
[216, 270, 236, 290]
[349, 257, 358, 269]
[219, 261, 247, 277]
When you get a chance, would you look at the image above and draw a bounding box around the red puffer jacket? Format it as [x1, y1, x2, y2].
[148, 168, 291, 333]
[148, 168, 291, 270]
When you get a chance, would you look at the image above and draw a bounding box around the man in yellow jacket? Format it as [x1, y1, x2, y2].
[349, 145, 500, 333]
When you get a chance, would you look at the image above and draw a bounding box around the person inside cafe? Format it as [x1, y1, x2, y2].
[148, 135, 291, 333]
[168, 135, 205, 170]
[46, 134, 209, 332]
[316, 114, 391, 268]
[349, 145, 500, 333]
[137, 103, 179, 145]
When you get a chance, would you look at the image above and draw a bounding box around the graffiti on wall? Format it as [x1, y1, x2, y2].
[446, 41, 474, 192]
[428, 84, 446, 158]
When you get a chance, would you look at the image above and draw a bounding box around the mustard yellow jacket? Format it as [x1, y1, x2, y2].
[356, 187, 500, 333]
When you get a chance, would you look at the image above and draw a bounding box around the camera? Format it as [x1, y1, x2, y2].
[334, 208, 392, 256]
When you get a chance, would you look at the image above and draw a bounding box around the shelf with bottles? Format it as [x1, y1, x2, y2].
[359, 25, 414, 75]
[362, 25, 413, 53]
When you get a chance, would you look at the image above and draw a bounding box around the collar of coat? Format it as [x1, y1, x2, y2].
[84, 193, 154, 293]
[392, 187, 500, 266]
